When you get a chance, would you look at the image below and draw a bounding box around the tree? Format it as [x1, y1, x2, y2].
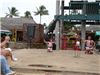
[24, 11, 33, 19]
[34, 5, 49, 24]
[6, 7, 19, 18]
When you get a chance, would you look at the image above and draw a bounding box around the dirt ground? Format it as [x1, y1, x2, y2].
[10, 49, 100, 75]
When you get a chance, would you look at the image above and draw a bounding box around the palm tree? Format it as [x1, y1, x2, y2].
[6, 7, 19, 18]
[34, 5, 49, 24]
[24, 11, 33, 19]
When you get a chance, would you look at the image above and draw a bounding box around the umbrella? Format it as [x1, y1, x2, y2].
[0, 30, 12, 36]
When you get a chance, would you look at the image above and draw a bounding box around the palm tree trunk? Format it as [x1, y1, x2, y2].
[40, 15, 41, 24]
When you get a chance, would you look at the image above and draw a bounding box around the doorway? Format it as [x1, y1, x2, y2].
[17, 31, 23, 41]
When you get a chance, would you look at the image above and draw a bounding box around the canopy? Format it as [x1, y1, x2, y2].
[95, 31, 100, 36]
[0, 30, 12, 36]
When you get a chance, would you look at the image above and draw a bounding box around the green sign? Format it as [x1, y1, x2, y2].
[96, 31, 100, 36]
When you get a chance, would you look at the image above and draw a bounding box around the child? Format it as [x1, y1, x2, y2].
[44, 39, 54, 52]
[74, 34, 81, 57]
[74, 39, 80, 57]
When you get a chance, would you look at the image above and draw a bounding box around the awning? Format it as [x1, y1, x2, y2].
[0, 30, 12, 35]
[95, 31, 100, 36]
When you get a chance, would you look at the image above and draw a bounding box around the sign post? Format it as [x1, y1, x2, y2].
[27, 25, 35, 48]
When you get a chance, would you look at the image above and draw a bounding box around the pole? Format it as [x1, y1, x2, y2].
[60, 0, 64, 49]
[81, 0, 87, 50]
[81, 21, 86, 50]
[55, 0, 60, 50]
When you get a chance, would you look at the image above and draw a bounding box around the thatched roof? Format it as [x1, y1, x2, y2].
[1, 18, 36, 30]
[1, 26, 6, 30]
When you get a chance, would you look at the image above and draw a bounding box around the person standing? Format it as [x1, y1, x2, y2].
[73, 34, 81, 57]
[61, 34, 67, 50]
[84, 36, 95, 54]
[44, 39, 54, 52]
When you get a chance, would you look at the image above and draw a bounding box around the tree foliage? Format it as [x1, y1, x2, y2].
[24, 11, 33, 19]
[6, 7, 19, 18]
[34, 5, 49, 24]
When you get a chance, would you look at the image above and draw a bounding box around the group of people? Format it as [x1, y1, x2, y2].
[73, 35, 95, 56]
[0, 36, 16, 75]
[73, 35, 95, 57]
[45, 34, 95, 55]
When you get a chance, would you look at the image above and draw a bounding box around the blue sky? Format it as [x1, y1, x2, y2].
[0, 0, 95, 25]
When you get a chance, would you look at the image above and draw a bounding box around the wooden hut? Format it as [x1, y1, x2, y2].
[1, 18, 44, 43]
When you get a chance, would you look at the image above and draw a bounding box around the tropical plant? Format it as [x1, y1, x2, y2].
[5, 7, 19, 18]
[24, 11, 33, 19]
[34, 5, 49, 24]
[63, 22, 75, 30]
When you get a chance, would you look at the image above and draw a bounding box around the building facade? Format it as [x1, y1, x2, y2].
[1, 18, 44, 43]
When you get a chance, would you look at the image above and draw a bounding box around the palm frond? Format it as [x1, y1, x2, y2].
[5, 13, 10, 17]
[34, 5, 49, 24]
[6, 7, 19, 17]
[42, 10, 49, 15]
[34, 11, 40, 15]
[34, 7, 40, 15]
[14, 13, 19, 16]
[39, 5, 46, 11]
